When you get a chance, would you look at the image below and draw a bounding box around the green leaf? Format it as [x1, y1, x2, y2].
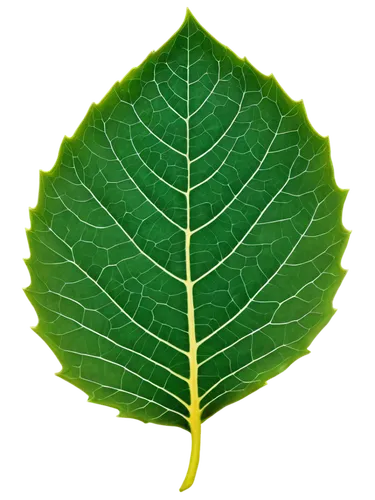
[25, 9, 349, 491]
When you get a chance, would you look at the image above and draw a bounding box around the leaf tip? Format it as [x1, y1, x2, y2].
[182, 3, 198, 21]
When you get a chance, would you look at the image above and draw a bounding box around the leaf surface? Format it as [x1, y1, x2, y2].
[25, 10, 349, 491]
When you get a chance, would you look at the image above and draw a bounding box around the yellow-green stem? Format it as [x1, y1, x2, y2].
[180, 400, 201, 491]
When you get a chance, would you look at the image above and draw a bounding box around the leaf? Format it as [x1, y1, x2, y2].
[25, 9, 349, 491]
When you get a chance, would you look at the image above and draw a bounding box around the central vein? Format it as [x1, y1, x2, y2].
[179, 19, 201, 492]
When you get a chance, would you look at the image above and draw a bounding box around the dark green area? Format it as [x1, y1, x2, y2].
[25, 11, 349, 430]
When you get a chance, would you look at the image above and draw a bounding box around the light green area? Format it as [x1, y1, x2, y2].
[25, 10, 349, 488]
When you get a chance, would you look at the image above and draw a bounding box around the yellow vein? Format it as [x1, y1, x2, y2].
[32, 289, 188, 381]
[60, 348, 189, 409]
[32, 217, 189, 356]
[80, 376, 189, 421]
[191, 116, 283, 234]
[67, 155, 186, 284]
[102, 121, 186, 232]
[197, 196, 326, 347]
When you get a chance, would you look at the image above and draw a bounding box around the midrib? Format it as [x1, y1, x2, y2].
[185, 20, 200, 425]
[179, 19, 201, 492]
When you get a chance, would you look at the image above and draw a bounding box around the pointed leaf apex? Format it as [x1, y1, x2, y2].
[185, 8, 193, 19]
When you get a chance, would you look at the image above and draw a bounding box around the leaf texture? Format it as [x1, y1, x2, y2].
[25, 10, 349, 490]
